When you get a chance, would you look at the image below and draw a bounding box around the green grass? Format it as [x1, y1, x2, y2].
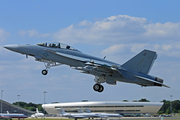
[23, 119, 75, 120]
[23, 118, 180, 120]
[10, 118, 180, 120]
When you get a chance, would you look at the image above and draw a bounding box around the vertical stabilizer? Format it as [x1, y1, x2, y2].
[83, 108, 92, 113]
[7, 111, 9, 114]
[58, 108, 66, 115]
[77, 108, 84, 113]
[36, 108, 39, 113]
[122, 49, 157, 74]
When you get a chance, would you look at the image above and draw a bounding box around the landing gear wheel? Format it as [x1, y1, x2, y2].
[93, 84, 101, 91]
[42, 69, 48, 75]
[98, 85, 104, 92]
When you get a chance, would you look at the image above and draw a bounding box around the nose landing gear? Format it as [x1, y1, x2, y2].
[42, 69, 48, 75]
[35, 58, 62, 75]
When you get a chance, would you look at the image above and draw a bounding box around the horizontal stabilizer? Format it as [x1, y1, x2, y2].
[122, 50, 157, 74]
[135, 75, 170, 88]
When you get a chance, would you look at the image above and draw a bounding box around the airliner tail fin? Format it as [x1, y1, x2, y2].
[36, 108, 39, 113]
[57, 108, 66, 115]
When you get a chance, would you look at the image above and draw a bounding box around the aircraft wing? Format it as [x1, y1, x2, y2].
[85, 62, 124, 77]
[135, 75, 170, 88]
[45, 49, 124, 77]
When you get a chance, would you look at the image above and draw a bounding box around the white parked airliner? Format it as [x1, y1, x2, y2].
[0, 111, 27, 120]
[31, 108, 44, 118]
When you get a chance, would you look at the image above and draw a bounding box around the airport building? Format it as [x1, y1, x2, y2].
[0, 99, 34, 116]
[42, 101, 163, 115]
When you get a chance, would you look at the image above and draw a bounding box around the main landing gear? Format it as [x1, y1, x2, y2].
[93, 84, 104, 92]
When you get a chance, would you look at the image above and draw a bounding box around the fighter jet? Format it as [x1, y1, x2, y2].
[4, 42, 169, 92]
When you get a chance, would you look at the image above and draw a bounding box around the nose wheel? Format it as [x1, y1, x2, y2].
[42, 69, 48, 75]
[93, 84, 104, 92]
[38, 60, 62, 75]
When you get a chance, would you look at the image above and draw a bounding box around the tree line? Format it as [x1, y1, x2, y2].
[123, 99, 180, 114]
[158, 100, 180, 114]
[13, 99, 180, 114]
[13, 102, 43, 112]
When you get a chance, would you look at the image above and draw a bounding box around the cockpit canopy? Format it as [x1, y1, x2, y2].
[37, 42, 80, 52]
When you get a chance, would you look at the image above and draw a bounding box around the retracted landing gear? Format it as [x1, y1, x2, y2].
[93, 84, 104, 92]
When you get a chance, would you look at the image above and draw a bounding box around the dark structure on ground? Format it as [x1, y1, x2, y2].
[0, 99, 34, 116]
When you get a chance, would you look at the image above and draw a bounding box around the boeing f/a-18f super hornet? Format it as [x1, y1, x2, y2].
[4, 42, 169, 92]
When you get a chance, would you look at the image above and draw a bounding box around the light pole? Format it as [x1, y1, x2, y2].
[170, 95, 173, 115]
[17, 95, 20, 113]
[1, 90, 3, 113]
[43, 91, 47, 119]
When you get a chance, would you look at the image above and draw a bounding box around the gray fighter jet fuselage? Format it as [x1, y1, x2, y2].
[4, 42, 169, 92]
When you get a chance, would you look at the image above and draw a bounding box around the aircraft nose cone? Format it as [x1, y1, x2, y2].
[3, 44, 19, 52]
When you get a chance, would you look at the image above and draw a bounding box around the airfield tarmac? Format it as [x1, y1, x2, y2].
[120, 117, 180, 120]
[26, 117, 180, 120]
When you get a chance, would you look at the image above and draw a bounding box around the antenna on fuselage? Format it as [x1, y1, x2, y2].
[103, 56, 106, 59]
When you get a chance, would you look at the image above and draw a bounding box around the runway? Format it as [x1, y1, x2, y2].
[120, 117, 180, 120]
[27, 117, 180, 120]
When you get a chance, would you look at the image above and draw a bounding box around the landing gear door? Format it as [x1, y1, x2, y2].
[94, 76, 106, 83]
[106, 79, 117, 85]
